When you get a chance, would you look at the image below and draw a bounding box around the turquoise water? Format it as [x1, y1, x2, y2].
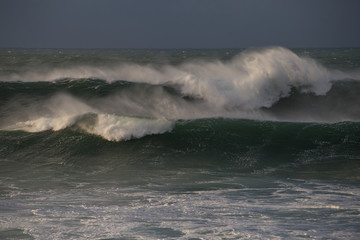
[0, 47, 360, 239]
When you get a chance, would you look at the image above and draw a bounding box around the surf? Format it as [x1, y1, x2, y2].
[1, 47, 360, 141]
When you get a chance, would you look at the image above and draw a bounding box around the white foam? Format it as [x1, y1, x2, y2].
[12, 115, 78, 132]
[1, 92, 173, 141]
[82, 114, 174, 141]
[3, 94, 95, 132]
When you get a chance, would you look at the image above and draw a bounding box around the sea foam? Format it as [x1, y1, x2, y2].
[82, 114, 174, 141]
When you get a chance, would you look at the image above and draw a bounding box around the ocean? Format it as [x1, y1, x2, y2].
[0, 47, 360, 239]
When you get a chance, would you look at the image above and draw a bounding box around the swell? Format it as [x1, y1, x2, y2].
[1, 119, 359, 180]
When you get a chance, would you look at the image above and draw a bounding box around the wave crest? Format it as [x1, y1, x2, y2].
[5, 113, 173, 141]
[4, 47, 355, 110]
[82, 114, 173, 141]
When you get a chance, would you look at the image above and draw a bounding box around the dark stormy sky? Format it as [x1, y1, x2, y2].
[0, 0, 359, 48]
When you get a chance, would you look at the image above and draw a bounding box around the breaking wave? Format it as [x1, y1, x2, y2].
[3, 47, 359, 108]
[1, 47, 360, 141]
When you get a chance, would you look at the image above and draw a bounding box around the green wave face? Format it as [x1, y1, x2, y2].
[1, 118, 359, 181]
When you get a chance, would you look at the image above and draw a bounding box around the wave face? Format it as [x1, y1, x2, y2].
[1, 117, 359, 179]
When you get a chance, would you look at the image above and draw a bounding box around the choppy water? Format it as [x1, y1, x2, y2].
[1, 47, 360, 239]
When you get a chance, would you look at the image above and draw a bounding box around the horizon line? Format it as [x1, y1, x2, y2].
[1, 46, 360, 50]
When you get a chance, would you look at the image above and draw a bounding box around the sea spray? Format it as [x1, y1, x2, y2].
[81, 114, 174, 141]
[2, 93, 96, 132]
[2, 47, 355, 110]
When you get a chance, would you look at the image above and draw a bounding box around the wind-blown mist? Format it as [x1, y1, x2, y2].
[1, 47, 360, 141]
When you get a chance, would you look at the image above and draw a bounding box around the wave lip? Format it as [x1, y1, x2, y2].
[81, 114, 174, 141]
[3, 113, 174, 142]
[8, 115, 79, 132]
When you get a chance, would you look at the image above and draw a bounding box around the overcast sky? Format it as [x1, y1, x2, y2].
[0, 0, 359, 48]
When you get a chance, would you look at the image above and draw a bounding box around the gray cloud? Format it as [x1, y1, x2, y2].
[0, 0, 359, 48]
